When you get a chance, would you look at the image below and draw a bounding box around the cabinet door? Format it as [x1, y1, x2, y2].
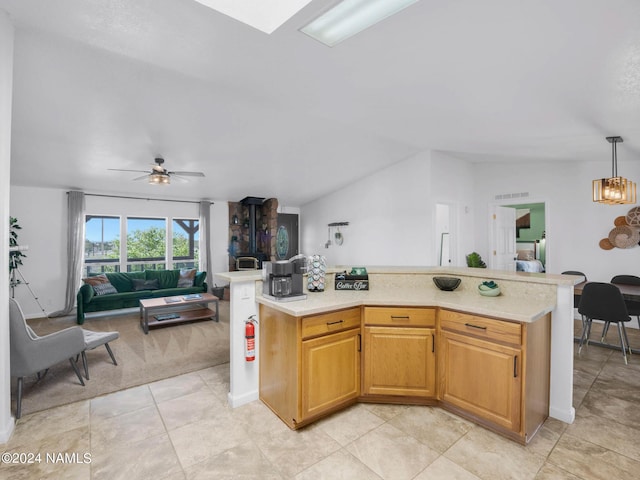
[363, 326, 436, 397]
[301, 328, 360, 421]
[440, 330, 521, 432]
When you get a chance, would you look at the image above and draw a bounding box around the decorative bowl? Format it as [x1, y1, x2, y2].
[478, 281, 501, 296]
[433, 276, 461, 291]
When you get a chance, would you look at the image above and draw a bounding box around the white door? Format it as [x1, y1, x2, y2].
[490, 206, 516, 270]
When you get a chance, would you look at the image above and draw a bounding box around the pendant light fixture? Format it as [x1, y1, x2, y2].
[592, 136, 636, 205]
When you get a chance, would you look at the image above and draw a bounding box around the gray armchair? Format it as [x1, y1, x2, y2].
[9, 298, 86, 418]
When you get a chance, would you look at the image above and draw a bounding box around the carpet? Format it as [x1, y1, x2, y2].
[12, 301, 230, 416]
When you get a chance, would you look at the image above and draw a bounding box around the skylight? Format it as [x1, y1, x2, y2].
[192, 0, 313, 34]
[300, 0, 419, 47]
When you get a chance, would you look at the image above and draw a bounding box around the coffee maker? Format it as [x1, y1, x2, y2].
[263, 255, 307, 302]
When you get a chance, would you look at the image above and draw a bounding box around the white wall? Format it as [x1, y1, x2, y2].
[300, 150, 476, 267]
[0, 8, 15, 443]
[471, 157, 640, 282]
[9, 186, 229, 318]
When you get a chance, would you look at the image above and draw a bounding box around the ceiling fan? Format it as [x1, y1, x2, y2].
[108, 157, 205, 185]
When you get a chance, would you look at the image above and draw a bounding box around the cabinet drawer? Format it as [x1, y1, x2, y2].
[364, 307, 435, 327]
[301, 308, 361, 339]
[439, 309, 521, 346]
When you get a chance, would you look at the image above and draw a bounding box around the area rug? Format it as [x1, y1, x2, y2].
[12, 301, 230, 416]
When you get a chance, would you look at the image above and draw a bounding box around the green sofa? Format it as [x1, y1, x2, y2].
[77, 269, 208, 324]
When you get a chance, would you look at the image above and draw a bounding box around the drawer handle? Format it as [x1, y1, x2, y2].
[326, 319, 344, 326]
[391, 315, 410, 320]
[464, 323, 487, 330]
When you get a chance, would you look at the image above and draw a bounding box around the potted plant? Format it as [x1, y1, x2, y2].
[9, 216, 27, 288]
[466, 251, 487, 268]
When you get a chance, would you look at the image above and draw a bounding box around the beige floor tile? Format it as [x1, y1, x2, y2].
[90, 384, 154, 420]
[565, 411, 640, 462]
[91, 432, 183, 480]
[0, 425, 91, 480]
[197, 363, 230, 400]
[524, 421, 562, 458]
[295, 449, 381, 480]
[414, 456, 480, 480]
[184, 441, 283, 480]
[346, 422, 439, 480]
[156, 387, 224, 431]
[149, 372, 209, 403]
[91, 404, 167, 449]
[7, 400, 90, 448]
[360, 402, 409, 421]
[579, 386, 640, 430]
[534, 463, 583, 480]
[388, 405, 473, 454]
[443, 427, 546, 480]
[227, 400, 291, 438]
[169, 413, 251, 468]
[547, 433, 640, 480]
[316, 403, 385, 446]
[255, 424, 342, 478]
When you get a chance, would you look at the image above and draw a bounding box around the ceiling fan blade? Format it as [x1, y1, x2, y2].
[170, 175, 190, 183]
[132, 174, 150, 181]
[169, 171, 205, 177]
[108, 168, 150, 173]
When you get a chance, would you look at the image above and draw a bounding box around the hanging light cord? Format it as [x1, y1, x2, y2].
[612, 138, 618, 178]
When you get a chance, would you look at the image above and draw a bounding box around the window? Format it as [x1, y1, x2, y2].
[83, 215, 199, 274]
[84, 216, 121, 276]
[172, 218, 199, 270]
[126, 217, 166, 271]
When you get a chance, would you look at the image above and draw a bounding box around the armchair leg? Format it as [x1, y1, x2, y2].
[16, 377, 23, 419]
[105, 343, 117, 365]
[81, 351, 90, 380]
[69, 358, 85, 386]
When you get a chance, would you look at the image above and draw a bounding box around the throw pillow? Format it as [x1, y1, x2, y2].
[93, 282, 118, 296]
[82, 274, 110, 286]
[177, 268, 196, 288]
[132, 278, 160, 291]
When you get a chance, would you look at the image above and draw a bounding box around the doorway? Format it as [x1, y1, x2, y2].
[490, 201, 548, 271]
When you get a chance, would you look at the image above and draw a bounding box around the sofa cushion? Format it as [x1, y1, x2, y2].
[132, 278, 160, 291]
[105, 271, 144, 293]
[82, 274, 110, 287]
[194, 271, 207, 287]
[93, 282, 118, 296]
[145, 269, 179, 289]
[177, 268, 196, 287]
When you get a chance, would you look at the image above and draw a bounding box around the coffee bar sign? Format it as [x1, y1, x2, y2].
[335, 272, 369, 291]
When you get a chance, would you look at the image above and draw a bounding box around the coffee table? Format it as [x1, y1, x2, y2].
[139, 293, 219, 334]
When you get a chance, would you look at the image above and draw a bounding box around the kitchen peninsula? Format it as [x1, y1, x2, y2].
[216, 266, 581, 444]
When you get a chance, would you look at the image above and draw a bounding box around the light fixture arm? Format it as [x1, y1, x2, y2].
[607, 136, 622, 178]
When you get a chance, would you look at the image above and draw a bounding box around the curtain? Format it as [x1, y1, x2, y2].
[199, 200, 213, 291]
[49, 190, 85, 317]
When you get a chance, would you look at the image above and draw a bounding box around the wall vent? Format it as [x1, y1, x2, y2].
[494, 192, 530, 200]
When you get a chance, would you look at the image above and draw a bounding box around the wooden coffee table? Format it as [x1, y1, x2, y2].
[139, 293, 219, 334]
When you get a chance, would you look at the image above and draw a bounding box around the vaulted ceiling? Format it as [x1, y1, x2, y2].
[3, 0, 640, 205]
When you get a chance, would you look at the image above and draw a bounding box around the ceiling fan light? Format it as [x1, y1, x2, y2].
[149, 173, 170, 185]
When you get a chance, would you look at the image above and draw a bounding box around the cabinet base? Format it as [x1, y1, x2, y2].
[440, 402, 546, 445]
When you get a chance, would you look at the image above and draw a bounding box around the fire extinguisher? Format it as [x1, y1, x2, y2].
[245, 315, 257, 362]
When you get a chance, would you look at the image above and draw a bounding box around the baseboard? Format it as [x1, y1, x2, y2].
[549, 405, 575, 424]
[0, 414, 15, 444]
[227, 390, 258, 408]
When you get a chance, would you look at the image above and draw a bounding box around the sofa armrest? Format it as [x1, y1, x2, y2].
[77, 284, 94, 324]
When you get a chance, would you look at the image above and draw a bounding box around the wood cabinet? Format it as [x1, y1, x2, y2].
[363, 307, 436, 400]
[438, 309, 551, 444]
[259, 305, 360, 429]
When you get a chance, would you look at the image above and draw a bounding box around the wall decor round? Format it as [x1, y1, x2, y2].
[626, 206, 640, 227]
[276, 225, 289, 260]
[608, 225, 640, 249]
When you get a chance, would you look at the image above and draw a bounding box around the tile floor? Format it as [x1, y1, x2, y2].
[2, 327, 640, 480]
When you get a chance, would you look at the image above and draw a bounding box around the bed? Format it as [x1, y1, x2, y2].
[516, 241, 545, 273]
